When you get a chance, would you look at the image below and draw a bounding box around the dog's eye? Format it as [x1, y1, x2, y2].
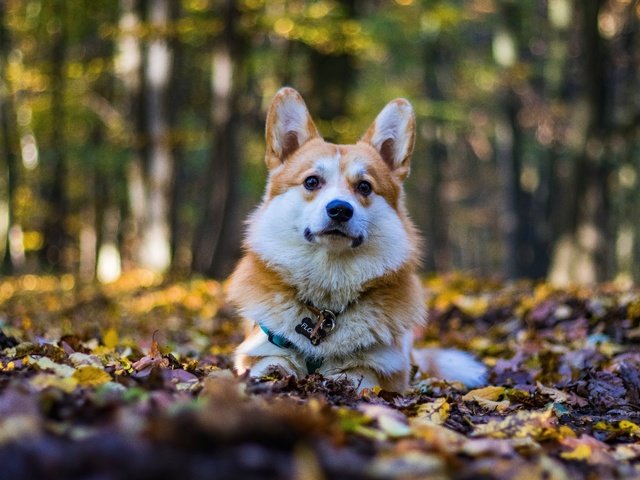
[303, 176, 321, 191]
[356, 181, 372, 196]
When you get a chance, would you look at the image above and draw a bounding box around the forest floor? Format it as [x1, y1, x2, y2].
[1, 272, 640, 479]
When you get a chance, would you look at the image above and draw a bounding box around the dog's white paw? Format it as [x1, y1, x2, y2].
[412, 348, 487, 387]
[326, 368, 380, 392]
[247, 355, 300, 379]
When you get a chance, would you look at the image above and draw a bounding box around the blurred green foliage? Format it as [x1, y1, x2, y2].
[0, 0, 638, 282]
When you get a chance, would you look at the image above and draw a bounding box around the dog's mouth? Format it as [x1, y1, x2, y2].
[304, 227, 364, 248]
[324, 229, 348, 238]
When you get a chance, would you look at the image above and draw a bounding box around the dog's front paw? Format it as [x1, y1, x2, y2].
[326, 368, 381, 393]
[247, 355, 301, 379]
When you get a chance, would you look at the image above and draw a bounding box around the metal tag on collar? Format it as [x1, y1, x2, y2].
[295, 308, 337, 346]
[319, 310, 336, 332]
[295, 317, 325, 345]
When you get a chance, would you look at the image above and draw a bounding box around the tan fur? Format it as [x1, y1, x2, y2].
[229, 87, 425, 392]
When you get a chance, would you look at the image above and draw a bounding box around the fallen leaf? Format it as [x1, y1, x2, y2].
[560, 443, 592, 461]
[410, 418, 467, 451]
[537, 382, 570, 403]
[471, 408, 558, 440]
[367, 451, 446, 479]
[612, 443, 640, 461]
[463, 385, 510, 412]
[559, 435, 613, 465]
[30, 373, 78, 393]
[461, 436, 541, 457]
[415, 398, 450, 425]
[359, 404, 412, 438]
[462, 385, 506, 402]
[32, 356, 75, 377]
[103, 328, 119, 349]
[72, 365, 112, 387]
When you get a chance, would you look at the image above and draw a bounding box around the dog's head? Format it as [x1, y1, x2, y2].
[248, 87, 418, 280]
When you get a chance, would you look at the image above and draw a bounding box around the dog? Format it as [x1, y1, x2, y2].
[229, 87, 486, 392]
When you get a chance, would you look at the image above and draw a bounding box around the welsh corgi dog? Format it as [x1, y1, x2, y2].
[229, 88, 486, 392]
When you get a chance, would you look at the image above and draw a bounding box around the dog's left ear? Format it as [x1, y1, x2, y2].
[265, 87, 321, 170]
[361, 99, 415, 181]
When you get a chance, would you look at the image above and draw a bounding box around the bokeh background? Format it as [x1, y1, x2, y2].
[0, 0, 638, 284]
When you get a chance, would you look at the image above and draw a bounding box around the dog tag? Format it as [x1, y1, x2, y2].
[295, 317, 326, 345]
[320, 310, 336, 331]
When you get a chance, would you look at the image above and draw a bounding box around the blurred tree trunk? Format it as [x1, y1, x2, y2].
[0, 1, 21, 273]
[117, 0, 148, 279]
[117, 0, 177, 275]
[41, 0, 69, 271]
[544, 0, 572, 283]
[83, 27, 117, 282]
[626, 9, 640, 282]
[549, 0, 611, 283]
[168, 0, 190, 274]
[495, 2, 550, 279]
[192, 0, 245, 278]
[421, 37, 450, 272]
[307, 0, 358, 135]
[137, 0, 174, 272]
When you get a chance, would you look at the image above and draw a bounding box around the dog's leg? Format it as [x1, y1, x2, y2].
[235, 352, 303, 378]
[239, 354, 303, 379]
[234, 324, 306, 379]
[325, 367, 381, 392]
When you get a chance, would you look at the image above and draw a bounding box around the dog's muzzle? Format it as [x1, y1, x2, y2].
[326, 200, 353, 223]
[303, 199, 365, 248]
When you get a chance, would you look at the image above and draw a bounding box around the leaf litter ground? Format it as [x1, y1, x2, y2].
[1, 272, 640, 479]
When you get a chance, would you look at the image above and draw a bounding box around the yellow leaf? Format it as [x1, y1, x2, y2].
[33, 356, 76, 377]
[416, 398, 450, 425]
[462, 385, 505, 402]
[594, 421, 616, 432]
[558, 425, 577, 439]
[103, 328, 119, 349]
[561, 443, 592, 460]
[359, 405, 412, 438]
[72, 365, 112, 387]
[619, 420, 640, 436]
[30, 373, 78, 393]
[410, 418, 466, 448]
[472, 408, 558, 440]
[473, 397, 511, 413]
[594, 420, 640, 437]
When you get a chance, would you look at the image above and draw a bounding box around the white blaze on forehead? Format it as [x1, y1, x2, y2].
[312, 150, 341, 183]
[344, 159, 367, 180]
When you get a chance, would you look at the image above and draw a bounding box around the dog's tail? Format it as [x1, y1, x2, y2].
[411, 348, 488, 387]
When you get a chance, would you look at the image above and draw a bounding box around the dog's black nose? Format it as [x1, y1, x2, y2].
[326, 200, 353, 222]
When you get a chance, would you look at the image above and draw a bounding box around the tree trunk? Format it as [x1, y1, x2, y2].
[191, 0, 245, 278]
[495, 2, 551, 279]
[137, 0, 174, 272]
[40, 0, 69, 271]
[111, 0, 143, 276]
[421, 37, 450, 272]
[168, 0, 190, 274]
[0, 1, 21, 273]
[548, 0, 611, 284]
[307, 0, 358, 137]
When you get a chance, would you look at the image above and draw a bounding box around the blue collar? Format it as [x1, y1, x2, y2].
[259, 324, 323, 374]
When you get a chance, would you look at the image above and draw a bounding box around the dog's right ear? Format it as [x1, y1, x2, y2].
[265, 87, 320, 170]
